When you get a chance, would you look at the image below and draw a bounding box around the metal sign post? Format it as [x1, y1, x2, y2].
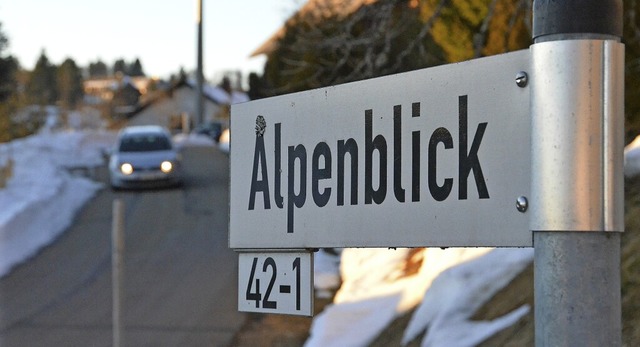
[531, 1, 624, 346]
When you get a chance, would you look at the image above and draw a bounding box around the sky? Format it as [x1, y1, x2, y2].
[0, 0, 300, 81]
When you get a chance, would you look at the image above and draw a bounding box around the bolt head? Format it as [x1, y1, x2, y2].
[516, 196, 528, 213]
[515, 71, 528, 88]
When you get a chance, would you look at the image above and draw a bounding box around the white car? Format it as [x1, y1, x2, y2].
[109, 125, 182, 189]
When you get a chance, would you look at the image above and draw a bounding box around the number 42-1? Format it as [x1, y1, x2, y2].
[245, 256, 302, 311]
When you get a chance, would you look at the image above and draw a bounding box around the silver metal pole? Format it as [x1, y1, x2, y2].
[112, 199, 125, 347]
[196, 0, 204, 127]
[531, 1, 624, 346]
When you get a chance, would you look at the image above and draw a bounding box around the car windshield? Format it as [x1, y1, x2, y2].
[119, 134, 172, 152]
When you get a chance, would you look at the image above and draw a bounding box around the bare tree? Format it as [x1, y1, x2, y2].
[262, 0, 531, 96]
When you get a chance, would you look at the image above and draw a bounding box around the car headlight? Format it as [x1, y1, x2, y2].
[160, 161, 173, 173]
[120, 163, 133, 175]
[219, 129, 230, 143]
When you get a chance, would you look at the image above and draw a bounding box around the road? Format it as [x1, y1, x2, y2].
[0, 146, 246, 346]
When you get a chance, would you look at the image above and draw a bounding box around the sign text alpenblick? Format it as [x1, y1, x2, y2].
[248, 95, 489, 234]
[230, 50, 531, 249]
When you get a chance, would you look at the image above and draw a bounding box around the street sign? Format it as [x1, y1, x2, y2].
[238, 251, 314, 316]
[230, 49, 531, 249]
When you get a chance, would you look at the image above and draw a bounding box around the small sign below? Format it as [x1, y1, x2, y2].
[238, 251, 314, 316]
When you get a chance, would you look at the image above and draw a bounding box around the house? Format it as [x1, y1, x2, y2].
[83, 73, 249, 130]
[124, 77, 249, 131]
[112, 80, 141, 115]
[83, 75, 156, 105]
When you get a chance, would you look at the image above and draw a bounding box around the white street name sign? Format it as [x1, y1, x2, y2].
[230, 49, 531, 248]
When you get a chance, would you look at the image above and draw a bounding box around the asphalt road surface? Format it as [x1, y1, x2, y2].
[0, 146, 246, 346]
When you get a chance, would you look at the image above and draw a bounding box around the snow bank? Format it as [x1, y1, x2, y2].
[314, 249, 342, 298]
[306, 248, 414, 347]
[625, 135, 640, 177]
[403, 248, 533, 347]
[307, 248, 484, 346]
[304, 135, 640, 346]
[0, 130, 114, 277]
[0, 128, 221, 279]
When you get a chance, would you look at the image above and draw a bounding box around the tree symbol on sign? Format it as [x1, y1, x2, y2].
[255, 115, 267, 136]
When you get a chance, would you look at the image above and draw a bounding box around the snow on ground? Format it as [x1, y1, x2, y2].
[625, 134, 640, 177]
[306, 247, 533, 347]
[2, 128, 638, 346]
[0, 129, 115, 277]
[0, 128, 218, 278]
[401, 248, 533, 347]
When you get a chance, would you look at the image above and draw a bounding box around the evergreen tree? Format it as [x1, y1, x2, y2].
[88, 59, 108, 77]
[113, 58, 126, 75]
[0, 56, 17, 102]
[261, 0, 640, 145]
[248, 72, 267, 100]
[0, 22, 21, 142]
[0, 23, 18, 103]
[128, 58, 145, 76]
[57, 58, 84, 109]
[624, 0, 640, 142]
[26, 50, 57, 105]
[263, 0, 446, 95]
[418, 0, 530, 62]
[262, 0, 532, 97]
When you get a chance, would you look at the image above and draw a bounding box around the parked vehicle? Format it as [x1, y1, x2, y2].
[109, 125, 182, 189]
[194, 121, 224, 142]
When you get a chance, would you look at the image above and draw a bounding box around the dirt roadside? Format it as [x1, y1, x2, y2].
[228, 296, 333, 346]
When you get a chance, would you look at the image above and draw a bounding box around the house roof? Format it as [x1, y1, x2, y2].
[83, 76, 155, 94]
[181, 78, 249, 105]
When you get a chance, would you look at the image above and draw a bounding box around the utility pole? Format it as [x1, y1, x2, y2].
[196, 0, 204, 127]
[531, 1, 624, 346]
